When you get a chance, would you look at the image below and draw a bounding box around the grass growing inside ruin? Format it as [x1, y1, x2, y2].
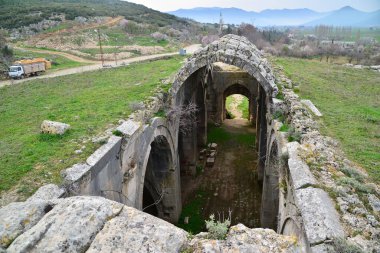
[225, 95, 249, 119]
[208, 125, 255, 147]
[237, 96, 249, 119]
[177, 190, 207, 234]
[0, 56, 184, 199]
[274, 57, 380, 182]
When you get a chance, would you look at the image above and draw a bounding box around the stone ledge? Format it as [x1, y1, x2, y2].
[301, 99, 323, 117]
[86, 135, 122, 167]
[287, 142, 317, 190]
[61, 163, 91, 183]
[295, 188, 344, 245]
[26, 184, 65, 202]
[116, 120, 141, 137]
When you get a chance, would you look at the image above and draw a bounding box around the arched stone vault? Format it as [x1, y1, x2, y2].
[170, 34, 278, 100]
[56, 35, 346, 252]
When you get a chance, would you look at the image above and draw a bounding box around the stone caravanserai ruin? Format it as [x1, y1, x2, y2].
[1, 35, 379, 253]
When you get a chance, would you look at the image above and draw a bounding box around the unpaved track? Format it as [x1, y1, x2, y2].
[14, 47, 97, 63]
[0, 44, 202, 88]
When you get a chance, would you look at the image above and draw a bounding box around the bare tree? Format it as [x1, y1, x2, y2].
[166, 102, 198, 135]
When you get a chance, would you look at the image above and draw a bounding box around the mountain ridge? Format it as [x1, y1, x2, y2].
[168, 6, 380, 27]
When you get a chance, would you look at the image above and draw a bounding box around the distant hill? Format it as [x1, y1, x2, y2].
[304, 6, 380, 27]
[169, 6, 380, 27]
[0, 0, 188, 29]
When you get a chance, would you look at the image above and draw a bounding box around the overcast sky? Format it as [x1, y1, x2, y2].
[125, 0, 380, 12]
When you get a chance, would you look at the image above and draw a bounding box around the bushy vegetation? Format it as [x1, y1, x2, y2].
[224, 23, 380, 65]
[0, 0, 188, 29]
[331, 238, 365, 253]
[274, 57, 380, 182]
[0, 56, 184, 197]
[205, 213, 231, 240]
[0, 29, 14, 77]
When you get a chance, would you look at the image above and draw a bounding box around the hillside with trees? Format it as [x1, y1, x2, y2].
[0, 0, 188, 29]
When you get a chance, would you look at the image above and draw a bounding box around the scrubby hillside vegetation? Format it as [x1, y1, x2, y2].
[0, 0, 187, 29]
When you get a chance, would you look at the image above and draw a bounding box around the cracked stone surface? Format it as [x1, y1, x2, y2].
[0, 200, 53, 250]
[295, 188, 344, 244]
[7, 196, 123, 253]
[87, 206, 188, 253]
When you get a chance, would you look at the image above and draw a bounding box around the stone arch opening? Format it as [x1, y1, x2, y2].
[223, 84, 252, 122]
[171, 35, 280, 231]
[177, 67, 208, 177]
[142, 135, 177, 221]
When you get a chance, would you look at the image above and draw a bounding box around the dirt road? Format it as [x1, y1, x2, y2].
[0, 44, 202, 88]
[14, 47, 97, 63]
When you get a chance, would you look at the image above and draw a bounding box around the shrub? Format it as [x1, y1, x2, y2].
[112, 130, 123, 137]
[288, 127, 302, 142]
[273, 110, 285, 122]
[339, 167, 365, 183]
[331, 238, 365, 253]
[205, 214, 231, 240]
[337, 177, 374, 194]
[279, 123, 290, 132]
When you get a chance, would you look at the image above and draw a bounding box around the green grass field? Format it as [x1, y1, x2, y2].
[101, 27, 169, 47]
[225, 95, 249, 119]
[0, 56, 184, 198]
[14, 49, 87, 71]
[274, 57, 380, 182]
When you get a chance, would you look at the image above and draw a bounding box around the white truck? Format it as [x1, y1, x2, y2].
[8, 58, 51, 79]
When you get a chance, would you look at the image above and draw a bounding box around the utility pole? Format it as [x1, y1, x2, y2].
[114, 38, 118, 66]
[219, 12, 224, 36]
[95, 29, 104, 66]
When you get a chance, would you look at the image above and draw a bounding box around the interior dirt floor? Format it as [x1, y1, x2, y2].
[180, 117, 262, 229]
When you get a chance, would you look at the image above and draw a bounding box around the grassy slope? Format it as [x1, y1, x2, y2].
[0, 56, 184, 196]
[274, 57, 380, 182]
[14, 49, 88, 71]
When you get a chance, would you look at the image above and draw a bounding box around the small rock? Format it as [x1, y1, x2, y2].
[367, 194, 380, 213]
[40, 120, 70, 135]
[184, 217, 189, 224]
[27, 184, 65, 202]
[206, 158, 215, 167]
[74, 149, 83, 154]
[208, 143, 218, 151]
[209, 151, 216, 158]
